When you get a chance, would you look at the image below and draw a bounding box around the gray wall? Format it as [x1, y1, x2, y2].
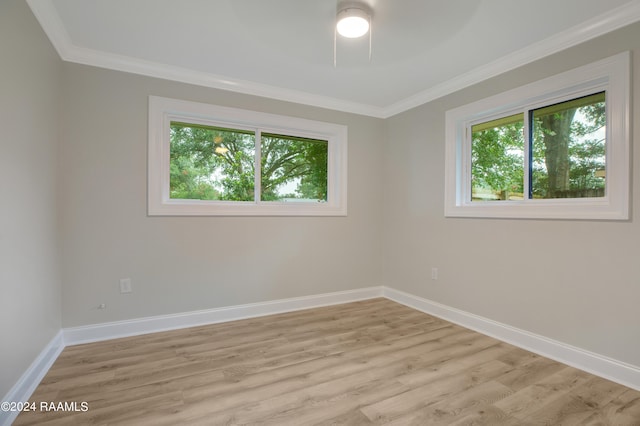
[3, 0, 640, 399]
[59, 64, 386, 327]
[382, 22, 640, 367]
[0, 1, 63, 398]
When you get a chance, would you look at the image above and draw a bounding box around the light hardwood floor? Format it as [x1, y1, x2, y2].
[15, 298, 640, 425]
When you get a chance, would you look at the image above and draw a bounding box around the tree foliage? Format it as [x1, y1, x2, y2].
[471, 94, 605, 200]
[532, 99, 605, 198]
[471, 118, 524, 200]
[169, 124, 327, 202]
[261, 134, 328, 201]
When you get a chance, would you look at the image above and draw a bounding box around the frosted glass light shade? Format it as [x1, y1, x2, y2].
[336, 8, 369, 38]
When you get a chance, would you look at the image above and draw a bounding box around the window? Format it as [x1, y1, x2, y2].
[149, 97, 347, 216]
[445, 52, 630, 220]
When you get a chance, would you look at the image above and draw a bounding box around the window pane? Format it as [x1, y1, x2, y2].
[170, 122, 255, 201]
[260, 133, 328, 202]
[531, 92, 606, 199]
[471, 114, 525, 201]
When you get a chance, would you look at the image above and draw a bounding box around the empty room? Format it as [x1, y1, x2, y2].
[2, 0, 640, 424]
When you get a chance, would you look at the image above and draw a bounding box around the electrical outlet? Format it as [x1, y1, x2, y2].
[119, 278, 132, 294]
[431, 267, 438, 280]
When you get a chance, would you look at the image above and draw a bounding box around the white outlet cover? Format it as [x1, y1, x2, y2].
[119, 278, 132, 293]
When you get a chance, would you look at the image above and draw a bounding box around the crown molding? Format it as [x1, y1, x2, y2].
[68, 46, 389, 118]
[27, 0, 640, 119]
[25, 0, 386, 118]
[383, 0, 640, 117]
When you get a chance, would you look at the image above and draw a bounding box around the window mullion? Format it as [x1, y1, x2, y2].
[523, 111, 532, 201]
[465, 125, 471, 203]
[255, 129, 262, 204]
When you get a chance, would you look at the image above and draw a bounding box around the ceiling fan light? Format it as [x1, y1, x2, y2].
[336, 8, 370, 38]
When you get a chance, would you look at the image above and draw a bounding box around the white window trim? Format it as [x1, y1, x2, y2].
[148, 96, 348, 216]
[444, 52, 630, 220]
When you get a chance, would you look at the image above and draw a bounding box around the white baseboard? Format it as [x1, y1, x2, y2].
[382, 286, 640, 392]
[64, 286, 384, 346]
[0, 331, 65, 426]
[5, 284, 638, 426]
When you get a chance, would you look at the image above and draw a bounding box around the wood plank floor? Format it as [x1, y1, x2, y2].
[15, 298, 640, 425]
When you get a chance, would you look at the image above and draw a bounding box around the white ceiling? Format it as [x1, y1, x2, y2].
[28, 0, 640, 117]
